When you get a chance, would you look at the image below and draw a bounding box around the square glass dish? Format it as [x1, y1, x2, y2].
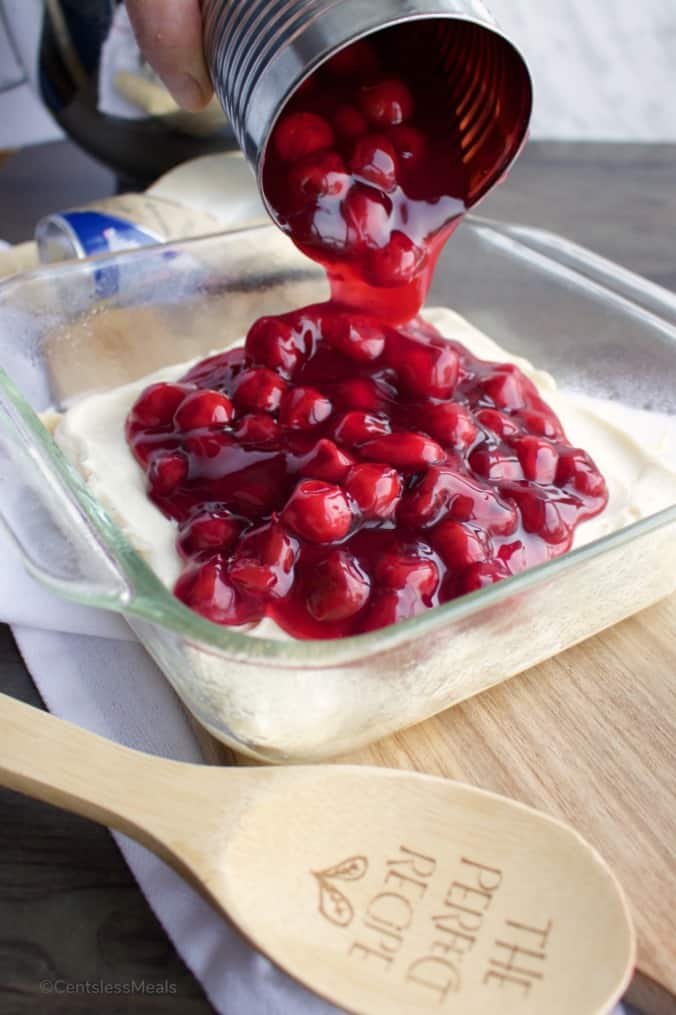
[1, 218, 675, 762]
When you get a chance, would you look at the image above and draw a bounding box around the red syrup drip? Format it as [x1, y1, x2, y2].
[125, 35, 608, 638]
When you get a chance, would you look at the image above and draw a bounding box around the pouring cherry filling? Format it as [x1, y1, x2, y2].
[125, 35, 607, 638]
[261, 34, 467, 324]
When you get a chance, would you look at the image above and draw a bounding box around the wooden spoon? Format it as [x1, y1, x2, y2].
[0, 691, 634, 1015]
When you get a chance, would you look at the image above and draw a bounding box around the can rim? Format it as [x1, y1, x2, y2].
[253, 11, 533, 222]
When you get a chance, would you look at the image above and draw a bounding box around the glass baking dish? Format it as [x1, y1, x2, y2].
[1, 219, 675, 762]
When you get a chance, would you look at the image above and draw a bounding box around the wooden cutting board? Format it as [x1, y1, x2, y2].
[209, 591, 676, 1010]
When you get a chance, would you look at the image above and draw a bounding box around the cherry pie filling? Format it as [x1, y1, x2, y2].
[125, 36, 607, 638]
[126, 306, 608, 638]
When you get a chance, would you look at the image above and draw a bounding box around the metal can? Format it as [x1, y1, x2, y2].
[202, 0, 533, 215]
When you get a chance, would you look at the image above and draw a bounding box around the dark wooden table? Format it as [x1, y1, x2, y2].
[1, 140, 674, 1014]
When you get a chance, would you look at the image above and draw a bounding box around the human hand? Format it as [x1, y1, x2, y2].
[125, 0, 214, 111]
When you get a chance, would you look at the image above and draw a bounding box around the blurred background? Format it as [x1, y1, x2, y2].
[1, 0, 675, 164]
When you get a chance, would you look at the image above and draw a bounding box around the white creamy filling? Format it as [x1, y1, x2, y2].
[48, 307, 676, 638]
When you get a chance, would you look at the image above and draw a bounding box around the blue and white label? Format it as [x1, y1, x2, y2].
[59, 211, 161, 257]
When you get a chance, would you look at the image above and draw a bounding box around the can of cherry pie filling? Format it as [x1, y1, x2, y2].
[202, 0, 533, 213]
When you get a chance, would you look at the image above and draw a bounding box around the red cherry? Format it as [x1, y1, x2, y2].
[458, 560, 510, 594]
[333, 104, 369, 139]
[482, 365, 538, 411]
[288, 151, 350, 205]
[329, 377, 384, 412]
[306, 549, 371, 622]
[299, 200, 352, 253]
[342, 184, 391, 250]
[430, 519, 489, 571]
[175, 557, 258, 625]
[360, 588, 424, 632]
[375, 549, 439, 598]
[282, 306, 323, 352]
[513, 435, 559, 484]
[359, 78, 414, 126]
[326, 40, 379, 78]
[174, 390, 234, 431]
[515, 408, 564, 440]
[475, 408, 521, 439]
[273, 112, 335, 162]
[388, 125, 426, 166]
[299, 438, 355, 482]
[507, 486, 572, 545]
[230, 522, 298, 598]
[345, 463, 402, 519]
[556, 449, 608, 500]
[350, 134, 399, 192]
[366, 231, 426, 286]
[228, 558, 276, 596]
[332, 410, 391, 447]
[232, 413, 282, 443]
[398, 466, 519, 533]
[281, 480, 353, 543]
[423, 402, 478, 448]
[178, 508, 242, 557]
[245, 317, 302, 379]
[397, 465, 456, 528]
[181, 347, 246, 391]
[233, 368, 287, 414]
[360, 432, 445, 470]
[218, 457, 289, 517]
[183, 430, 235, 470]
[280, 386, 333, 429]
[129, 432, 180, 467]
[387, 332, 459, 399]
[147, 451, 188, 495]
[469, 446, 524, 482]
[453, 478, 519, 536]
[322, 313, 386, 362]
[127, 382, 195, 434]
